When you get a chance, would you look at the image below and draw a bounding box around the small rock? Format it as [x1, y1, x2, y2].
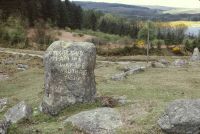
[0, 120, 10, 134]
[18, 64, 29, 69]
[0, 98, 8, 112]
[125, 66, 145, 75]
[158, 99, 200, 134]
[159, 59, 170, 65]
[111, 66, 145, 81]
[173, 59, 187, 67]
[4, 101, 32, 124]
[190, 47, 200, 62]
[114, 96, 131, 105]
[3, 59, 15, 65]
[151, 62, 167, 68]
[17, 64, 29, 71]
[63, 108, 123, 134]
[111, 73, 127, 81]
[123, 65, 144, 72]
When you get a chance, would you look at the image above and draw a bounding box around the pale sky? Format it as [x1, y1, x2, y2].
[71, 0, 200, 8]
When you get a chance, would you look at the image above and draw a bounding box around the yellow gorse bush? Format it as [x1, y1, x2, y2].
[135, 40, 145, 48]
[172, 46, 181, 53]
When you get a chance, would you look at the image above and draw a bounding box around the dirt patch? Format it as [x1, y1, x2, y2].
[55, 30, 94, 42]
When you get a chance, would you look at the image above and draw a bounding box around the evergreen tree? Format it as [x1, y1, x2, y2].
[0, 0, 83, 29]
[90, 12, 97, 30]
[57, 1, 68, 28]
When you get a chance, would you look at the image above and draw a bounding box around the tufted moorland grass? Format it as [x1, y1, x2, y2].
[0, 68, 100, 134]
[0, 55, 200, 133]
[96, 61, 200, 133]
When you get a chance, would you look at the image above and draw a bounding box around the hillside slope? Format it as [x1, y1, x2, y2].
[75, 1, 200, 21]
[163, 8, 200, 15]
[74, 1, 163, 18]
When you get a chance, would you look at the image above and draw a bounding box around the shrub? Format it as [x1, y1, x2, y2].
[65, 27, 72, 32]
[152, 39, 165, 49]
[135, 39, 145, 48]
[117, 36, 133, 45]
[172, 46, 181, 54]
[182, 38, 196, 52]
[86, 37, 107, 46]
[74, 29, 122, 43]
[73, 33, 84, 37]
[33, 21, 56, 50]
[0, 17, 26, 46]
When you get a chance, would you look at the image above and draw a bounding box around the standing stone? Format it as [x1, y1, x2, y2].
[190, 47, 200, 61]
[41, 41, 96, 115]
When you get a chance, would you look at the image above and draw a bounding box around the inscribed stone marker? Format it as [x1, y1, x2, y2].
[41, 41, 96, 115]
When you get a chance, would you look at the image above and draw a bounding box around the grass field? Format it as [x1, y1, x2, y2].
[0, 52, 200, 133]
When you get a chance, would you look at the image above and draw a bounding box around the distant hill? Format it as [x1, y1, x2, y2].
[142, 5, 175, 11]
[74, 1, 200, 21]
[74, 1, 164, 18]
[163, 8, 200, 15]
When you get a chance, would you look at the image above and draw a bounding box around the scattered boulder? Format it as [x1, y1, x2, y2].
[173, 59, 187, 67]
[4, 101, 32, 124]
[159, 59, 170, 65]
[158, 99, 200, 134]
[41, 41, 96, 115]
[113, 96, 131, 105]
[151, 62, 167, 68]
[122, 65, 144, 72]
[3, 58, 15, 65]
[111, 73, 127, 81]
[190, 47, 200, 62]
[17, 64, 29, 71]
[0, 120, 9, 134]
[0, 98, 8, 112]
[124, 66, 145, 75]
[64, 108, 123, 134]
[111, 66, 145, 81]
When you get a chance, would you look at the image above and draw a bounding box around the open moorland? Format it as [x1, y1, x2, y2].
[1, 1, 200, 133]
[0, 48, 200, 134]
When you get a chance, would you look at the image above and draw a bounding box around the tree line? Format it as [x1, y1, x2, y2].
[0, 0, 199, 53]
[82, 10, 140, 38]
[0, 0, 82, 29]
[0, 0, 141, 38]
